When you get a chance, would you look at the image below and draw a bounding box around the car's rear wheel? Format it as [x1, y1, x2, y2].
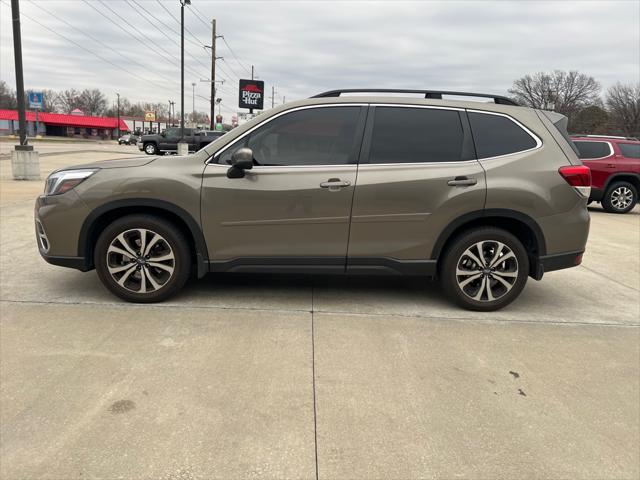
[602, 181, 637, 214]
[441, 228, 529, 311]
[144, 143, 158, 155]
[94, 215, 191, 303]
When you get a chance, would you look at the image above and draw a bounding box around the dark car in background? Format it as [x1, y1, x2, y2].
[139, 127, 226, 155]
[572, 135, 640, 213]
[118, 134, 138, 145]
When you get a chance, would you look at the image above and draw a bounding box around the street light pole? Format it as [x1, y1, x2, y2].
[191, 82, 196, 125]
[179, 0, 190, 147]
[116, 92, 120, 138]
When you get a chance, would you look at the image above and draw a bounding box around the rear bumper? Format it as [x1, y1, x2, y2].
[589, 188, 604, 202]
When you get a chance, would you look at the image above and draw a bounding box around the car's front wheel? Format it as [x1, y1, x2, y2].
[94, 215, 191, 303]
[602, 181, 637, 214]
[440, 228, 529, 311]
[144, 143, 158, 155]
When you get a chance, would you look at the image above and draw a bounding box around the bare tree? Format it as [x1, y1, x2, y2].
[41, 89, 59, 112]
[78, 89, 107, 116]
[606, 82, 640, 138]
[0, 80, 17, 109]
[509, 71, 601, 120]
[571, 105, 609, 135]
[57, 89, 81, 113]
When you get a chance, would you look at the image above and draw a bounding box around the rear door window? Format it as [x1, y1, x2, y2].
[573, 141, 612, 159]
[618, 143, 640, 159]
[468, 112, 538, 159]
[367, 107, 469, 163]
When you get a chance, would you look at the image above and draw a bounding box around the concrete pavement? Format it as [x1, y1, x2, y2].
[0, 143, 638, 479]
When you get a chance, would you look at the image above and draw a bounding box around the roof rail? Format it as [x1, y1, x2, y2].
[571, 134, 639, 141]
[311, 89, 519, 106]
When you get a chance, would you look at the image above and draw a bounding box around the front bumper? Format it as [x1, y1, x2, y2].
[34, 191, 90, 269]
[40, 253, 89, 271]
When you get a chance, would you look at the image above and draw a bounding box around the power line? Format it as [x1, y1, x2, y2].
[220, 36, 252, 77]
[29, 0, 179, 88]
[84, 0, 209, 83]
[0, 0, 175, 96]
[187, 3, 252, 79]
[156, 0, 207, 49]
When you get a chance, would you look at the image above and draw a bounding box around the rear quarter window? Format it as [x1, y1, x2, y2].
[573, 141, 612, 159]
[618, 143, 640, 159]
[468, 112, 539, 159]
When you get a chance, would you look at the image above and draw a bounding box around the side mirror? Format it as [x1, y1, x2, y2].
[227, 148, 254, 179]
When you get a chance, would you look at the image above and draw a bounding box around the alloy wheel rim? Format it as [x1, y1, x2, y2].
[456, 240, 518, 302]
[106, 228, 175, 294]
[611, 187, 633, 210]
[145, 144, 154, 153]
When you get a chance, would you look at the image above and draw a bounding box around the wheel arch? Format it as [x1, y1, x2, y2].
[78, 199, 208, 277]
[431, 209, 547, 278]
[603, 173, 640, 193]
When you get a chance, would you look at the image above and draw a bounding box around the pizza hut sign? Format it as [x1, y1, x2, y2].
[239, 79, 264, 110]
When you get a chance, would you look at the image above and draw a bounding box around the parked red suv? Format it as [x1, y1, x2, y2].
[571, 135, 640, 213]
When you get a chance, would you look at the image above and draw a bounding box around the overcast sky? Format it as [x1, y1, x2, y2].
[1, 0, 639, 118]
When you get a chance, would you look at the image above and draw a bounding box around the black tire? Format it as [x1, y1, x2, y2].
[440, 227, 529, 312]
[144, 142, 158, 155]
[602, 181, 637, 214]
[94, 215, 191, 303]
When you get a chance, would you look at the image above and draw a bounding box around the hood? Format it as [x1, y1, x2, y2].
[54, 155, 157, 173]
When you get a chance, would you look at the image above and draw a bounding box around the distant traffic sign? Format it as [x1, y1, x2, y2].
[239, 79, 264, 110]
[28, 91, 43, 109]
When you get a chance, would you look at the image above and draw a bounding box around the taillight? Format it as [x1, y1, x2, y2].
[559, 165, 591, 197]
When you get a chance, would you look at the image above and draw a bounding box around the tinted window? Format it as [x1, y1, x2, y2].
[368, 107, 466, 164]
[619, 143, 640, 159]
[573, 141, 611, 159]
[218, 107, 361, 166]
[468, 112, 538, 159]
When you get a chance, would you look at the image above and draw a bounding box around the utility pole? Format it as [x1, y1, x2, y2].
[251, 65, 254, 80]
[282, 96, 285, 104]
[209, 18, 216, 130]
[168, 100, 172, 126]
[270, 85, 276, 109]
[116, 92, 120, 138]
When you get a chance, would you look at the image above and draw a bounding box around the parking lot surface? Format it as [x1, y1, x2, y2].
[1, 142, 639, 479]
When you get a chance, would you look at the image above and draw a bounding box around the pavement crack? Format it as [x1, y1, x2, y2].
[311, 277, 319, 480]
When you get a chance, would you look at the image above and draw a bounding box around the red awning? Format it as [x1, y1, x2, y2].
[0, 109, 129, 131]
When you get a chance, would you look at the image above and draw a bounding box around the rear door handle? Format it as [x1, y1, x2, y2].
[447, 176, 477, 186]
[320, 178, 351, 189]
[607, 163, 616, 168]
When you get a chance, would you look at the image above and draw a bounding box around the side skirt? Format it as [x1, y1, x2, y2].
[208, 257, 438, 276]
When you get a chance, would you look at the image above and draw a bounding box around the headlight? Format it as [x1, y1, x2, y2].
[45, 169, 98, 196]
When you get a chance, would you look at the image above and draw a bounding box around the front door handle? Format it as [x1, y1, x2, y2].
[607, 163, 616, 168]
[320, 178, 351, 189]
[447, 176, 477, 186]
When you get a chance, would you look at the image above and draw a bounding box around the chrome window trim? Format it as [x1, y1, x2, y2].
[572, 140, 614, 160]
[466, 108, 543, 161]
[205, 103, 367, 166]
[206, 103, 544, 168]
[357, 159, 479, 168]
